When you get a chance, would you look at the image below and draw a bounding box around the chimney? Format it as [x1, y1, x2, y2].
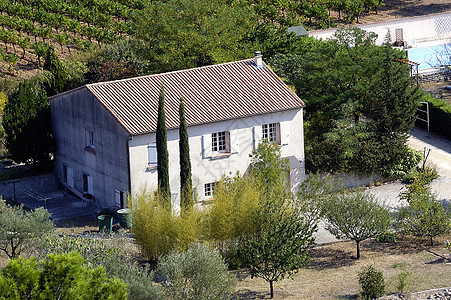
[254, 51, 263, 68]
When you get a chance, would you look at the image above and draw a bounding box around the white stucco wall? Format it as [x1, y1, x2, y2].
[310, 12, 451, 46]
[128, 108, 304, 209]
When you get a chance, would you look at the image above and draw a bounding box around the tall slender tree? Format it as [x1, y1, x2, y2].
[43, 46, 68, 96]
[179, 97, 193, 214]
[156, 86, 170, 207]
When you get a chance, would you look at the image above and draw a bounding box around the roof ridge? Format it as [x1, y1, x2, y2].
[86, 58, 256, 88]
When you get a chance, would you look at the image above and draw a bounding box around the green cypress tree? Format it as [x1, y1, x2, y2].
[179, 97, 193, 214]
[156, 86, 171, 207]
[43, 46, 68, 96]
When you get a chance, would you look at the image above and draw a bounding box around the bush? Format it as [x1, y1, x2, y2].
[157, 243, 237, 300]
[420, 93, 451, 139]
[0, 252, 127, 299]
[402, 163, 439, 184]
[396, 179, 449, 245]
[0, 199, 54, 259]
[131, 189, 205, 261]
[358, 265, 385, 300]
[375, 231, 397, 243]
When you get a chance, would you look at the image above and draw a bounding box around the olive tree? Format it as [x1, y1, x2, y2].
[0, 199, 54, 259]
[396, 179, 450, 245]
[322, 192, 391, 259]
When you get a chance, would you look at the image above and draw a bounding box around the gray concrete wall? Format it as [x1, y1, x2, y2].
[51, 88, 130, 208]
[0, 173, 58, 200]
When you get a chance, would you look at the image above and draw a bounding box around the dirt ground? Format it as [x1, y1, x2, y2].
[422, 82, 451, 103]
[234, 235, 451, 299]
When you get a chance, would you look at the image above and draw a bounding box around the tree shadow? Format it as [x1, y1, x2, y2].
[307, 247, 358, 270]
[392, 3, 451, 17]
[232, 289, 268, 299]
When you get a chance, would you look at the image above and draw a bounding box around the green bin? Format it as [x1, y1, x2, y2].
[117, 208, 132, 229]
[98, 215, 113, 234]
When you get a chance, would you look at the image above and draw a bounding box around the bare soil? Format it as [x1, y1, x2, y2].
[234, 235, 451, 299]
[422, 82, 451, 103]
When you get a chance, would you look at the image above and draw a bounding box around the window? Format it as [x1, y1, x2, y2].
[82, 173, 93, 196]
[85, 129, 94, 148]
[262, 123, 280, 143]
[115, 190, 127, 208]
[212, 131, 229, 152]
[202, 130, 239, 159]
[204, 182, 216, 197]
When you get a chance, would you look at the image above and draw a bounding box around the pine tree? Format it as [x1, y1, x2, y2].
[156, 86, 171, 207]
[3, 79, 55, 165]
[43, 46, 68, 97]
[179, 97, 193, 214]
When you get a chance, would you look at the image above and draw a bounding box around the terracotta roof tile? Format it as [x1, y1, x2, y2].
[85, 58, 304, 135]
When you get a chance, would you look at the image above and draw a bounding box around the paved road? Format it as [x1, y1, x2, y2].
[314, 126, 451, 244]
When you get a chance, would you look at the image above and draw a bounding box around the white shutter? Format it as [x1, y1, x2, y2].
[67, 167, 74, 188]
[87, 175, 94, 195]
[115, 190, 121, 207]
[229, 130, 239, 153]
[280, 122, 290, 145]
[202, 134, 212, 158]
[148, 143, 157, 165]
[253, 126, 262, 149]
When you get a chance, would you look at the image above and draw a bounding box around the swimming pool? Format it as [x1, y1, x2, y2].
[407, 43, 450, 71]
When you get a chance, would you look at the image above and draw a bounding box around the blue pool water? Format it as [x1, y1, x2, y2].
[407, 44, 450, 70]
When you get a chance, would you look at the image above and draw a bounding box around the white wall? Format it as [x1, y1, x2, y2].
[310, 12, 451, 46]
[128, 108, 304, 209]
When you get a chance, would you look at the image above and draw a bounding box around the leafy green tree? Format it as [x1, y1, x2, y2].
[157, 243, 237, 300]
[43, 46, 68, 96]
[322, 192, 391, 259]
[0, 252, 127, 299]
[0, 199, 54, 259]
[240, 196, 315, 298]
[250, 140, 290, 196]
[134, 0, 257, 73]
[179, 97, 193, 214]
[396, 179, 450, 245]
[156, 86, 171, 206]
[2, 79, 55, 164]
[270, 27, 421, 176]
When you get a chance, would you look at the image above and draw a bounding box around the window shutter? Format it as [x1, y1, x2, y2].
[87, 175, 94, 195]
[253, 126, 262, 149]
[229, 130, 239, 153]
[148, 143, 157, 165]
[202, 134, 212, 158]
[115, 190, 121, 207]
[67, 167, 74, 188]
[280, 122, 290, 145]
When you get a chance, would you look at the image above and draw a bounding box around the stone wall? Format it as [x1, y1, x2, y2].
[0, 173, 58, 200]
[419, 67, 451, 84]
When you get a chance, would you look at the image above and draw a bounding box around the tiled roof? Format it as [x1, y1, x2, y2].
[84, 58, 304, 135]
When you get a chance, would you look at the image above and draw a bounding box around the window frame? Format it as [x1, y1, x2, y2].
[262, 122, 280, 144]
[204, 182, 216, 198]
[211, 131, 229, 153]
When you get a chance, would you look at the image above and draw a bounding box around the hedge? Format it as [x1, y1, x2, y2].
[419, 93, 451, 140]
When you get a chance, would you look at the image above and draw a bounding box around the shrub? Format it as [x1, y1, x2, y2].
[396, 270, 412, 294]
[41, 234, 162, 299]
[420, 93, 451, 139]
[0, 199, 54, 259]
[358, 265, 385, 300]
[130, 189, 205, 261]
[375, 231, 397, 243]
[403, 163, 439, 184]
[0, 252, 127, 299]
[157, 243, 237, 300]
[396, 179, 450, 245]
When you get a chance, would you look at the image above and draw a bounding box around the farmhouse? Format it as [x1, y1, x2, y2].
[50, 53, 306, 209]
